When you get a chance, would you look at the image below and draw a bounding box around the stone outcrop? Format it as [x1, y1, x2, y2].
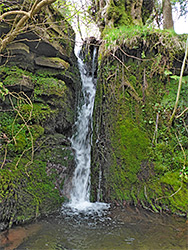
[0, 2, 80, 230]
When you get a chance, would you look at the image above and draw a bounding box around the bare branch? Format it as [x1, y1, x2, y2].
[0, 11, 30, 21]
[0, 0, 57, 53]
[176, 107, 188, 119]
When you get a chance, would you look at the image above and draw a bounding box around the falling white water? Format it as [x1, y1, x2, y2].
[61, 0, 109, 214]
[70, 46, 96, 205]
[66, 45, 109, 213]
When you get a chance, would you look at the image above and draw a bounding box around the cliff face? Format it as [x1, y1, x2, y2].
[0, 3, 80, 230]
[91, 27, 188, 216]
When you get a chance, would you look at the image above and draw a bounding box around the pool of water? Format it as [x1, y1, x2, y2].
[1, 206, 187, 250]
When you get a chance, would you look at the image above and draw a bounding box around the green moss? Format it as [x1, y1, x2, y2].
[31, 125, 44, 142]
[92, 28, 188, 215]
[0, 112, 30, 155]
[20, 103, 53, 125]
[147, 172, 188, 214]
[109, 118, 149, 200]
[103, 25, 186, 51]
[112, 118, 149, 164]
[0, 4, 77, 229]
[0, 66, 33, 86]
[34, 76, 67, 97]
[0, 159, 63, 227]
[14, 133, 27, 153]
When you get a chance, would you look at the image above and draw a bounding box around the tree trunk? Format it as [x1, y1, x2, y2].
[163, 0, 174, 30]
[130, 0, 143, 25]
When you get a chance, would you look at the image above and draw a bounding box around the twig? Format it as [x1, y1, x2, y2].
[0, 11, 30, 21]
[0, 0, 57, 53]
[176, 107, 188, 119]
[110, 52, 130, 71]
[155, 182, 183, 202]
[183, 119, 188, 134]
[118, 46, 153, 62]
[1, 144, 8, 169]
[3, 91, 34, 170]
[175, 132, 186, 172]
[14, 147, 32, 169]
[169, 36, 188, 126]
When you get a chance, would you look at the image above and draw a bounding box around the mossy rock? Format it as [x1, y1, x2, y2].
[0, 160, 63, 229]
[34, 57, 70, 70]
[92, 27, 188, 216]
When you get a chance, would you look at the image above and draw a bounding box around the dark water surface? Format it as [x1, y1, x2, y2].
[1, 206, 187, 250]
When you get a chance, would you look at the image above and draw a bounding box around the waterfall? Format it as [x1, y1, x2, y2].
[60, 0, 109, 214]
[70, 45, 96, 205]
[64, 41, 109, 213]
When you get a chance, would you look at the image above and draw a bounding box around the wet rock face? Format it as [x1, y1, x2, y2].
[1, 30, 73, 71]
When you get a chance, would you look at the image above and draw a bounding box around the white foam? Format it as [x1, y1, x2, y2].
[69, 201, 110, 212]
[62, 201, 110, 217]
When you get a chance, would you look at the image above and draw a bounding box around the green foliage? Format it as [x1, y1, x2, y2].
[0, 2, 11, 13]
[162, 75, 188, 110]
[53, 0, 72, 22]
[0, 112, 28, 155]
[147, 171, 188, 214]
[150, 74, 188, 176]
[0, 1, 76, 228]
[0, 102, 48, 157]
[150, 140, 187, 172]
[31, 124, 44, 142]
[0, 64, 70, 227]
